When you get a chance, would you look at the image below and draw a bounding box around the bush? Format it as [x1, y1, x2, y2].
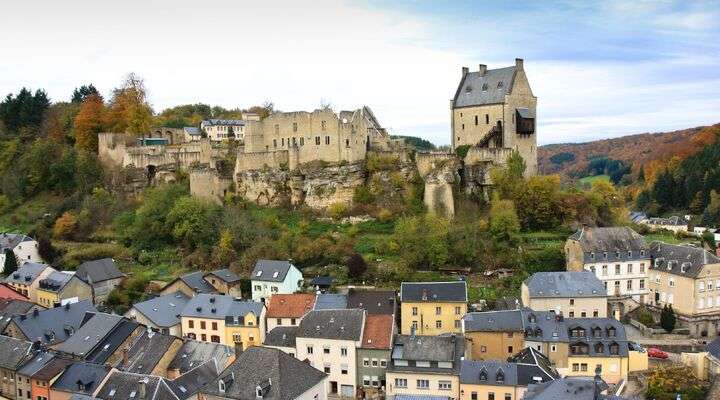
[635, 307, 655, 326]
[366, 153, 399, 172]
[353, 187, 375, 205]
[455, 145, 470, 159]
[646, 366, 707, 400]
[52, 212, 77, 239]
[327, 202, 348, 219]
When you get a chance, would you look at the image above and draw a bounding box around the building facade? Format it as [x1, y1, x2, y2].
[4, 263, 55, 303]
[36, 272, 92, 308]
[265, 293, 316, 332]
[399, 281, 467, 336]
[250, 260, 304, 303]
[356, 314, 394, 396]
[0, 233, 41, 273]
[180, 294, 266, 349]
[521, 271, 608, 318]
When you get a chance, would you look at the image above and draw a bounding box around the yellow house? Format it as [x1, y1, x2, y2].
[4, 262, 55, 302]
[36, 271, 92, 308]
[180, 294, 265, 349]
[400, 281, 467, 335]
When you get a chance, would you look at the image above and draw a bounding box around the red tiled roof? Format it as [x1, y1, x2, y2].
[266, 294, 316, 318]
[361, 314, 394, 350]
[0, 283, 28, 300]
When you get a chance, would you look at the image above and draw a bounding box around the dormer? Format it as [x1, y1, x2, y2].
[495, 369, 505, 383]
[681, 262, 692, 273]
[479, 368, 487, 381]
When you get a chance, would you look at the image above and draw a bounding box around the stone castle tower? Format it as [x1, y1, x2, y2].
[450, 58, 537, 177]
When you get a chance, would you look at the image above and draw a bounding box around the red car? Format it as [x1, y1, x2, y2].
[647, 347, 669, 359]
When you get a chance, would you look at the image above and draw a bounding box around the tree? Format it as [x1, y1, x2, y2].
[347, 252, 368, 280]
[73, 94, 106, 153]
[3, 249, 17, 275]
[166, 196, 222, 250]
[53, 212, 78, 239]
[488, 197, 520, 245]
[71, 84, 101, 103]
[516, 175, 561, 230]
[392, 214, 449, 270]
[106, 73, 153, 135]
[0, 88, 50, 135]
[211, 229, 237, 268]
[490, 150, 526, 200]
[660, 304, 676, 333]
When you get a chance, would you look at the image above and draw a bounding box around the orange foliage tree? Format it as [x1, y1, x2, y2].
[73, 94, 106, 153]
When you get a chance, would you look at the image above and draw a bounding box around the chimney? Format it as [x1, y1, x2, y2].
[33, 308, 39, 317]
[461, 67, 469, 77]
[478, 64, 487, 76]
[122, 346, 130, 368]
[138, 377, 149, 400]
[235, 342, 244, 357]
[421, 289, 428, 301]
[515, 58, 524, 70]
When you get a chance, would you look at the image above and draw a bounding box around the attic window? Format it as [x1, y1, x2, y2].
[640, 250, 645, 256]
[219, 380, 226, 393]
[481, 83, 488, 91]
[590, 252, 595, 260]
[273, 271, 279, 278]
[256, 271, 263, 277]
[465, 86, 472, 93]
[497, 81, 504, 89]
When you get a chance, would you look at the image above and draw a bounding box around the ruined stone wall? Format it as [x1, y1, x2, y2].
[235, 150, 289, 172]
[416, 155, 461, 217]
[415, 153, 458, 178]
[190, 169, 233, 204]
[98, 132, 132, 169]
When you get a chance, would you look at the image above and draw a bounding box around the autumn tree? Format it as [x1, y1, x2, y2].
[53, 212, 78, 239]
[73, 94, 106, 153]
[516, 175, 562, 230]
[107, 73, 153, 135]
[488, 197, 520, 245]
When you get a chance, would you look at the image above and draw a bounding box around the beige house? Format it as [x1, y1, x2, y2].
[386, 334, 464, 400]
[647, 241, 720, 337]
[35, 271, 92, 308]
[451, 59, 537, 178]
[521, 271, 608, 318]
[4, 262, 55, 303]
[0, 233, 42, 273]
[565, 227, 650, 318]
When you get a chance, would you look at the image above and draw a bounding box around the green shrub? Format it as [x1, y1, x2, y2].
[366, 153, 399, 172]
[353, 187, 375, 204]
[327, 202, 348, 219]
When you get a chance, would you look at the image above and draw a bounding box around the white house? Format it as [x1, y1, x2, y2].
[0, 233, 41, 273]
[295, 309, 365, 398]
[250, 260, 304, 303]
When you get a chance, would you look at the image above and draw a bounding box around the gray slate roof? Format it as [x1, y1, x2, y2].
[38, 271, 74, 292]
[464, 310, 525, 332]
[11, 300, 97, 345]
[168, 340, 234, 375]
[297, 309, 364, 340]
[207, 268, 241, 283]
[84, 319, 140, 364]
[0, 335, 33, 370]
[170, 359, 220, 399]
[75, 258, 125, 284]
[200, 346, 327, 400]
[180, 294, 263, 321]
[523, 377, 619, 400]
[568, 227, 649, 263]
[121, 331, 180, 374]
[347, 290, 396, 315]
[523, 272, 605, 298]
[0, 298, 38, 331]
[0, 232, 34, 252]
[264, 326, 298, 348]
[51, 361, 110, 395]
[132, 291, 190, 328]
[177, 271, 216, 294]
[453, 66, 517, 107]
[57, 312, 124, 357]
[6, 262, 52, 285]
[400, 281, 467, 302]
[314, 293, 347, 310]
[183, 127, 201, 136]
[95, 370, 179, 400]
[390, 334, 464, 374]
[18, 351, 56, 377]
[251, 260, 294, 282]
[649, 241, 720, 278]
[460, 347, 558, 387]
[202, 119, 245, 126]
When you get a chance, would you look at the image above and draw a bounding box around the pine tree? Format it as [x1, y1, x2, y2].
[3, 249, 18, 275]
[660, 304, 676, 333]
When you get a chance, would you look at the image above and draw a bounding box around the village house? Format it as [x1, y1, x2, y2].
[522, 374, 620, 400]
[74, 258, 125, 304]
[202, 116, 259, 142]
[93, 369, 179, 400]
[462, 310, 527, 361]
[458, 348, 559, 400]
[0, 233, 41, 272]
[180, 294, 265, 349]
[184, 126, 202, 142]
[263, 326, 298, 357]
[55, 313, 135, 361]
[161, 270, 218, 297]
[296, 309, 365, 398]
[199, 346, 328, 400]
[450, 59, 537, 178]
[204, 269, 243, 297]
[314, 293, 348, 310]
[167, 339, 235, 379]
[347, 289, 397, 315]
[385, 333, 464, 400]
[4, 262, 55, 302]
[16, 351, 72, 400]
[49, 361, 111, 400]
[36, 271, 93, 308]
[644, 215, 688, 233]
[0, 335, 35, 400]
[647, 241, 720, 337]
[251, 260, 304, 303]
[400, 281, 467, 335]
[265, 293, 316, 332]
[4, 300, 97, 348]
[117, 329, 184, 376]
[127, 291, 191, 336]
[356, 314, 394, 396]
[0, 298, 41, 332]
[565, 227, 650, 318]
[521, 271, 608, 318]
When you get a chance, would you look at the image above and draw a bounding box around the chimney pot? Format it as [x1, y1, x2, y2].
[461, 67, 469, 77]
[515, 58, 524, 70]
[478, 64, 487, 76]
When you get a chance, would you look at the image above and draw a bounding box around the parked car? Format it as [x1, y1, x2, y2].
[647, 347, 669, 359]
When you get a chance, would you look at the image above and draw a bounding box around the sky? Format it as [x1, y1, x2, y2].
[1, 0, 719, 146]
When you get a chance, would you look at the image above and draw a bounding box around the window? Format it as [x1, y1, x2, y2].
[615, 265, 621, 275]
[363, 376, 370, 386]
[416, 379, 429, 389]
[438, 381, 452, 390]
[211, 335, 220, 343]
[627, 280, 633, 290]
[569, 311, 575, 318]
[363, 358, 370, 366]
[281, 137, 285, 147]
[474, 115, 478, 125]
[462, 124, 465, 130]
[412, 307, 418, 316]
[488, 393, 495, 400]
[480, 345, 487, 353]
[551, 345, 557, 352]
[371, 358, 378, 367]
[341, 347, 348, 356]
[212, 322, 218, 330]
[201, 334, 207, 341]
[293, 122, 298, 132]
[710, 281, 715, 291]
[315, 136, 321, 145]
[200, 321, 206, 329]
[455, 320, 461, 329]
[669, 278, 675, 287]
[471, 392, 478, 400]
[300, 137, 304, 146]
[321, 121, 326, 130]
[581, 311, 587, 317]
[640, 279, 645, 289]
[504, 395, 511, 400]
[436, 320, 442, 328]
[412, 321, 418, 330]
[640, 263, 645, 273]
[455, 306, 461, 315]
[394, 378, 407, 388]
[507, 346, 513, 354]
[593, 310, 599, 317]
[380, 359, 387, 367]
[324, 365, 331, 373]
[323, 347, 330, 354]
[435, 306, 442, 315]
[485, 114, 489, 124]
[341, 364, 348, 375]
[307, 346, 313, 354]
[602, 265, 608, 276]
[188, 320, 194, 329]
[581, 363, 588, 372]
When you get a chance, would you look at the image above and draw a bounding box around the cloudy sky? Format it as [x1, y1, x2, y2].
[1, 0, 718, 145]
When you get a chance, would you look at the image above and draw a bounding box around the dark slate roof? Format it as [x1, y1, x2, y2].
[251, 260, 294, 282]
[563, 318, 629, 357]
[38, 271, 74, 292]
[180, 294, 264, 320]
[649, 241, 720, 278]
[400, 281, 467, 302]
[75, 258, 125, 284]
[313, 293, 347, 310]
[51, 361, 110, 395]
[708, 337, 720, 360]
[202, 119, 245, 126]
[121, 330, 181, 374]
[459, 350, 558, 387]
[132, 291, 190, 328]
[309, 276, 333, 287]
[568, 227, 649, 263]
[347, 290, 396, 315]
[84, 319, 140, 364]
[463, 310, 525, 332]
[0, 298, 39, 331]
[12, 300, 97, 346]
[57, 312, 125, 357]
[264, 326, 298, 348]
[95, 370, 179, 400]
[453, 66, 517, 107]
[177, 271, 216, 294]
[32, 357, 74, 381]
[516, 107, 535, 119]
[5, 262, 52, 285]
[206, 268, 241, 283]
[0, 335, 33, 370]
[390, 334, 464, 374]
[200, 346, 327, 400]
[0, 232, 34, 251]
[168, 340, 234, 375]
[523, 272, 605, 298]
[183, 127, 201, 136]
[18, 351, 57, 377]
[523, 377, 619, 400]
[170, 359, 220, 399]
[297, 309, 364, 341]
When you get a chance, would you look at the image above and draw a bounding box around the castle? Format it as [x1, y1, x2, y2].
[451, 58, 537, 180]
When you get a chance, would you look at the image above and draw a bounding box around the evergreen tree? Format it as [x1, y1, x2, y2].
[3, 249, 17, 275]
[660, 304, 676, 333]
[71, 84, 101, 103]
[347, 252, 368, 280]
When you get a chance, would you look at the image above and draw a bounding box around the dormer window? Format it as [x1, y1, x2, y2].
[497, 81, 504, 89]
[479, 369, 487, 381]
[465, 86, 472, 93]
[273, 271, 279, 278]
[481, 83, 488, 91]
[603, 252, 608, 260]
[219, 380, 226, 393]
[640, 250, 645, 256]
[628, 250, 632, 257]
[615, 251, 620, 258]
[592, 327, 602, 338]
[590, 252, 595, 260]
[609, 342, 620, 355]
[528, 313, 536, 323]
[594, 343, 604, 353]
[256, 271, 262, 277]
[607, 326, 617, 337]
[496, 370, 505, 383]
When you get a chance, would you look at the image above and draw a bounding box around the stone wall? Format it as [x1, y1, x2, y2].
[415, 153, 458, 177]
[190, 169, 234, 204]
[235, 150, 289, 172]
